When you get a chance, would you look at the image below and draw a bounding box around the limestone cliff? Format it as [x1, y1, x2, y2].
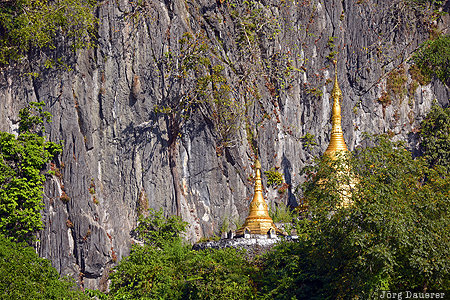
[0, 0, 448, 289]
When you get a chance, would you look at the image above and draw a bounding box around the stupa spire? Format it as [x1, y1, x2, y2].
[236, 160, 282, 237]
[324, 60, 348, 157]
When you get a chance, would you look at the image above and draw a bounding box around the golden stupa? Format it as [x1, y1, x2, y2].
[323, 60, 349, 158]
[236, 160, 283, 237]
[321, 60, 355, 207]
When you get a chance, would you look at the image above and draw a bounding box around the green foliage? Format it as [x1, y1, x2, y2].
[197, 62, 243, 148]
[420, 105, 450, 172]
[134, 208, 188, 248]
[325, 36, 338, 62]
[109, 240, 189, 299]
[412, 34, 450, 87]
[269, 202, 295, 223]
[0, 234, 88, 299]
[306, 86, 324, 98]
[327, 36, 337, 50]
[110, 242, 257, 300]
[180, 247, 257, 300]
[257, 240, 328, 300]
[378, 65, 408, 107]
[409, 64, 431, 86]
[325, 50, 338, 62]
[220, 215, 230, 234]
[0, 0, 97, 65]
[109, 210, 257, 299]
[260, 135, 449, 299]
[387, 65, 408, 100]
[301, 132, 317, 151]
[264, 168, 283, 187]
[0, 102, 62, 242]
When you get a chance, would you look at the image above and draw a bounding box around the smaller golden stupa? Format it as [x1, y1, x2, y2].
[236, 160, 283, 237]
[323, 60, 349, 158]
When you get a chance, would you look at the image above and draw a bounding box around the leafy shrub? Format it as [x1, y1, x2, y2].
[0, 234, 88, 299]
[412, 34, 450, 87]
[301, 132, 317, 151]
[264, 168, 283, 187]
[378, 65, 408, 106]
[420, 105, 450, 171]
[269, 202, 295, 223]
[134, 208, 188, 248]
[109, 210, 256, 299]
[180, 247, 257, 300]
[0, 102, 61, 242]
[409, 64, 431, 86]
[408, 0, 446, 8]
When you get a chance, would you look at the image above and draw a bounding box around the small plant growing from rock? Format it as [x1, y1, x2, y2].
[278, 182, 290, 194]
[220, 216, 230, 234]
[111, 248, 118, 263]
[89, 179, 95, 194]
[264, 168, 283, 187]
[137, 191, 149, 217]
[60, 192, 70, 204]
[378, 65, 407, 109]
[269, 203, 295, 223]
[301, 133, 317, 151]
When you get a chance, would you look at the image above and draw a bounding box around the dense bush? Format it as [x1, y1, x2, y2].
[0, 234, 88, 299]
[134, 208, 188, 248]
[420, 105, 450, 172]
[412, 35, 450, 87]
[109, 209, 257, 299]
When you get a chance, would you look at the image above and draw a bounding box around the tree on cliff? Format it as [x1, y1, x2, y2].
[153, 32, 242, 216]
[0, 102, 61, 242]
[0, 0, 97, 65]
[258, 134, 449, 299]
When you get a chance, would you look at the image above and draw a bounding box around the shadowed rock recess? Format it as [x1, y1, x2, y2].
[0, 0, 448, 289]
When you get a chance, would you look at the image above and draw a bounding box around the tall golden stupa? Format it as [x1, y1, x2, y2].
[323, 60, 349, 158]
[322, 60, 355, 207]
[236, 160, 283, 237]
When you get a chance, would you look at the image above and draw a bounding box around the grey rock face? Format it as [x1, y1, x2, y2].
[0, 0, 448, 289]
